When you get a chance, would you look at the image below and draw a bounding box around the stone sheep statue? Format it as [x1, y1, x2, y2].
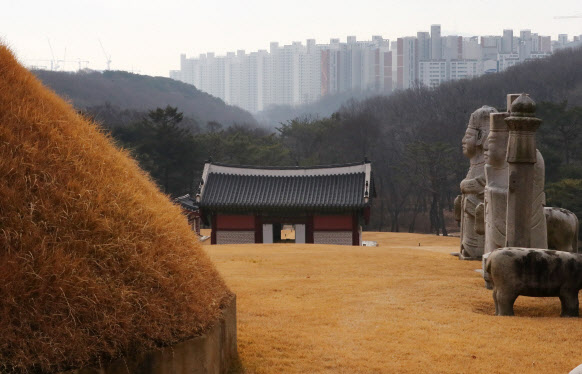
[486, 248, 582, 317]
[545, 207, 579, 253]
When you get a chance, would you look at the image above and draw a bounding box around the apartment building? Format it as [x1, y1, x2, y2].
[170, 25, 561, 112]
[396, 36, 417, 90]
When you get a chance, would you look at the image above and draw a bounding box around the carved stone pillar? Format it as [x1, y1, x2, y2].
[504, 94, 542, 248]
[483, 111, 510, 254]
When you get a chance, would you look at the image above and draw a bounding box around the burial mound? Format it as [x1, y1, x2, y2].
[0, 45, 231, 373]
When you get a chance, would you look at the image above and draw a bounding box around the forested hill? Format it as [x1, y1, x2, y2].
[33, 69, 257, 127]
[433, 46, 582, 109]
[379, 46, 582, 144]
[328, 46, 582, 233]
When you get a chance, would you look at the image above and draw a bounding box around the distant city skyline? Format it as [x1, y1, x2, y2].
[170, 24, 579, 113]
[1, 0, 580, 77]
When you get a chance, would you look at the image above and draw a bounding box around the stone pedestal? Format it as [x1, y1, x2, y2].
[65, 294, 238, 374]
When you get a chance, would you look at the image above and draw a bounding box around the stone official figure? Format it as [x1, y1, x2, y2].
[457, 105, 497, 259]
[480, 112, 510, 254]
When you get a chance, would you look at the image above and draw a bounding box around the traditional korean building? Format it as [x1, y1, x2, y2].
[174, 194, 201, 235]
[197, 161, 374, 245]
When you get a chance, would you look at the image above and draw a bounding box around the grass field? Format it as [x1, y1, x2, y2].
[204, 231, 582, 374]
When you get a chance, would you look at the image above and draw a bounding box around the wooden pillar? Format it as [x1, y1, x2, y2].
[306, 215, 314, 244]
[211, 214, 217, 245]
[352, 212, 360, 246]
[194, 212, 201, 236]
[254, 214, 263, 243]
[363, 206, 371, 225]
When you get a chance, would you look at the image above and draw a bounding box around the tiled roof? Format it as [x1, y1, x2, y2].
[174, 194, 198, 211]
[199, 163, 371, 211]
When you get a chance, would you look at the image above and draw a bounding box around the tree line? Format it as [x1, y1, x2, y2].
[93, 47, 582, 235]
[96, 98, 582, 236]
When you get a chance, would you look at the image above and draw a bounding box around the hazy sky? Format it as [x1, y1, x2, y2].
[1, 0, 580, 77]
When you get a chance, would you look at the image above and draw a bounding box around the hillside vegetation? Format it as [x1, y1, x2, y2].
[255, 90, 375, 128]
[0, 45, 230, 373]
[33, 69, 257, 127]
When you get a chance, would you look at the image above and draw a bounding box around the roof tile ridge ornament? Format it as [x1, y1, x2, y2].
[364, 180, 370, 204]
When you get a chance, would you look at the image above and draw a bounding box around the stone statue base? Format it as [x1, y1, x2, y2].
[459, 253, 482, 261]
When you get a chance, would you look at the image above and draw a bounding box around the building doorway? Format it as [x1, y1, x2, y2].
[262, 223, 306, 243]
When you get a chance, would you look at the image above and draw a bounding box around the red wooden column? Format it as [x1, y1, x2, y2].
[306, 215, 314, 244]
[352, 212, 360, 246]
[211, 214, 217, 245]
[254, 214, 263, 243]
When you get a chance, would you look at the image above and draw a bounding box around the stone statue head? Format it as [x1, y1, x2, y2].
[484, 112, 509, 168]
[462, 106, 498, 159]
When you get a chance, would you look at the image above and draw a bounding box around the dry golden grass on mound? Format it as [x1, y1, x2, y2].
[0, 45, 230, 373]
[206, 232, 582, 374]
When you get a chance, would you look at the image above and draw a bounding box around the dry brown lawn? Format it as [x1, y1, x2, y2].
[205, 232, 582, 374]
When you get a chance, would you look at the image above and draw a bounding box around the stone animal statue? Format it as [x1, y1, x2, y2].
[486, 248, 582, 317]
[545, 207, 579, 253]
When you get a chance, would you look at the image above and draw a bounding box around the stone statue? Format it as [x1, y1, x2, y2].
[486, 248, 582, 317]
[530, 150, 548, 248]
[479, 96, 547, 255]
[479, 97, 548, 287]
[481, 112, 510, 254]
[486, 94, 581, 317]
[458, 105, 498, 259]
[545, 207, 579, 252]
[504, 94, 548, 249]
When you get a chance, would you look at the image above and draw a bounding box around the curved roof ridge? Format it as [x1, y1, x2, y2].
[205, 162, 371, 178]
[209, 160, 370, 170]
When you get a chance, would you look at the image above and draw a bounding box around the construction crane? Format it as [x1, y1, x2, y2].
[57, 58, 90, 71]
[27, 58, 89, 72]
[76, 59, 90, 71]
[25, 59, 53, 70]
[98, 39, 112, 71]
[47, 38, 59, 71]
[59, 47, 67, 71]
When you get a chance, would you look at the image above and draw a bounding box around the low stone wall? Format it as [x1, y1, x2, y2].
[314, 231, 352, 245]
[68, 294, 237, 374]
[216, 230, 255, 244]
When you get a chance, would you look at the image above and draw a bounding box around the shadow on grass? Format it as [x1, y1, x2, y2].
[473, 300, 565, 317]
[228, 356, 246, 374]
